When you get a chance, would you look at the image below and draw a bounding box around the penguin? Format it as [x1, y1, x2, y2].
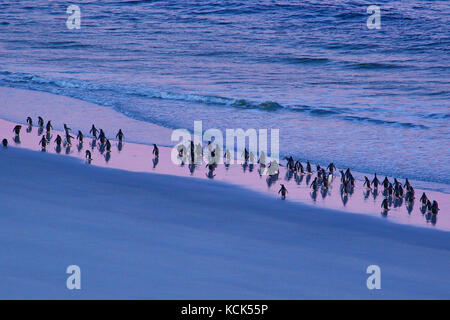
[420, 192, 428, 205]
[63, 124, 71, 134]
[267, 160, 279, 176]
[26, 117, 33, 126]
[285, 156, 294, 170]
[39, 135, 47, 150]
[65, 132, 74, 146]
[387, 183, 394, 196]
[85, 150, 92, 161]
[295, 160, 304, 174]
[77, 130, 84, 143]
[242, 148, 249, 162]
[405, 186, 415, 202]
[2, 139, 7, 148]
[152, 144, 159, 157]
[224, 149, 231, 164]
[345, 168, 351, 179]
[426, 199, 432, 212]
[306, 161, 312, 174]
[189, 140, 195, 163]
[12, 125, 22, 135]
[178, 144, 187, 157]
[371, 173, 380, 189]
[249, 151, 255, 164]
[116, 129, 124, 142]
[431, 201, 439, 215]
[382, 177, 389, 189]
[322, 175, 329, 189]
[46, 121, 52, 133]
[393, 178, 400, 189]
[90, 125, 99, 139]
[54, 135, 63, 147]
[404, 178, 410, 189]
[38, 116, 44, 127]
[327, 162, 336, 174]
[381, 198, 389, 211]
[310, 177, 318, 191]
[105, 139, 111, 152]
[363, 176, 371, 189]
[339, 170, 345, 184]
[348, 173, 355, 187]
[98, 129, 106, 144]
[278, 184, 288, 199]
[258, 150, 266, 166]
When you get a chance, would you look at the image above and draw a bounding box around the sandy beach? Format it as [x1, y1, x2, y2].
[1, 144, 450, 299]
[0, 89, 449, 299]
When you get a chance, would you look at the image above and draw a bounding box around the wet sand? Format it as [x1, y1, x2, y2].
[1, 118, 448, 231]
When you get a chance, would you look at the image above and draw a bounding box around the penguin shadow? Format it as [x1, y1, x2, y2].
[341, 193, 348, 206]
[348, 186, 354, 196]
[98, 143, 105, 154]
[55, 145, 62, 154]
[266, 173, 278, 188]
[310, 190, 317, 202]
[305, 174, 312, 185]
[26, 125, 32, 133]
[105, 151, 111, 163]
[117, 141, 123, 152]
[46, 132, 52, 142]
[65, 145, 72, 155]
[381, 209, 389, 218]
[38, 127, 44, 136]
[188, 164, 196, 175]
[258, 165, 265, 177]
[152, 156, 159, 169]
[321, 187, 328, 199]
[77, 142, 83, 152]
[242, 161, 248, 173]
[406, 201, 414, 214]
[431, 214, 437, 225]
[225, 162, 230, 170]
[420, 205, 427, 215]
[13, 135, 21, 144]
[294, 172, 304, 185]
[372, 188, 379, 200]
[284, 169, 293, 181]
[393, 197, 403, 208]
[206, 170, 216, 179]
[249, 163, 254, 172]
[91, 139, 97, 150]
[387, 196, 393, 207]
[363, 189, 370, 200]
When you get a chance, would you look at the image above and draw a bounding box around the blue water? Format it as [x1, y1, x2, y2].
[0, 0, 449, 186]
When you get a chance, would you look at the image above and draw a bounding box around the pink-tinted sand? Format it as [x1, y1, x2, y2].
[1, 118, 448, 231]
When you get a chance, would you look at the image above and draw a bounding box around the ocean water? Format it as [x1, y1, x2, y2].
[0, 0, 449, 186]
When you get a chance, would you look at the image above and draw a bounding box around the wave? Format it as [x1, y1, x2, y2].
[348, 62, 407, 70]
[0, 71, 433, 131]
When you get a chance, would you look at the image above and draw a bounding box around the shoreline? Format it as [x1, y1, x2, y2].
[1, 117, 448, 231]
[1, 86, 449, 194]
